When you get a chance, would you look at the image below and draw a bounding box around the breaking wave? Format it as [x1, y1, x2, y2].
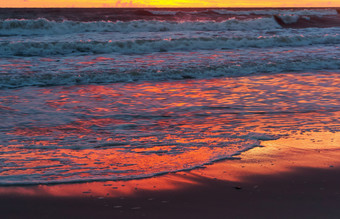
[0, 17, 281, 36]
[1, 46, 340, 89]
[1, 32, 339, 56]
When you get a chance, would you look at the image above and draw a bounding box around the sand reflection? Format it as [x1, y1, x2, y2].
[0, 131, 338, 198]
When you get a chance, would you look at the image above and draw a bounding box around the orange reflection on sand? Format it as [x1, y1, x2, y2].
[0, 172, 198, 198]
[195, 131, 340, 182]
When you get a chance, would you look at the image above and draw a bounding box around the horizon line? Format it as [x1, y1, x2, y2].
[1, 6, 340, 8]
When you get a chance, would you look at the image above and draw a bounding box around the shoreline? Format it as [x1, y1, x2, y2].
[1, 131, 340, 218]
[1, 7, 339, 218]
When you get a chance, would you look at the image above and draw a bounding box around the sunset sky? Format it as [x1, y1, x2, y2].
[1, 0, 340, 8]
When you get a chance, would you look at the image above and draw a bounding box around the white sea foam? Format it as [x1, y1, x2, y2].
[1, 31, 339, 56]
[0, 45, 339, 88]
[0, 17, 281, 36]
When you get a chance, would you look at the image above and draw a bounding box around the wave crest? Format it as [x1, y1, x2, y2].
[0, 17, 281, 36]
[1, 32, 339, 56]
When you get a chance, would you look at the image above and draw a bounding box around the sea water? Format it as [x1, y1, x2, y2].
[0, 8, 339, 185]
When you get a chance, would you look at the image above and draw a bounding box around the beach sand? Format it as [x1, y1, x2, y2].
[1, 131, 340, 219]
[1, 7, 340, 219]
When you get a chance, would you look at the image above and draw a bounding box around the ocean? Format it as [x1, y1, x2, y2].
[0, 8, 339, 185]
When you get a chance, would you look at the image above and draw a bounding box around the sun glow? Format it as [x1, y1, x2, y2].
[1, 0, 340, 7]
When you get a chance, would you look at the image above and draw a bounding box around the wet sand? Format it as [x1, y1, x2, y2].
[1, 131, 340, 219]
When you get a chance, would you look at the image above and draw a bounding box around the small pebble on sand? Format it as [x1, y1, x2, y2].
[131, 207, 141, 210]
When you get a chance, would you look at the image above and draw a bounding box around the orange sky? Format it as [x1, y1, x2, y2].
[1, 0, 340, 8]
